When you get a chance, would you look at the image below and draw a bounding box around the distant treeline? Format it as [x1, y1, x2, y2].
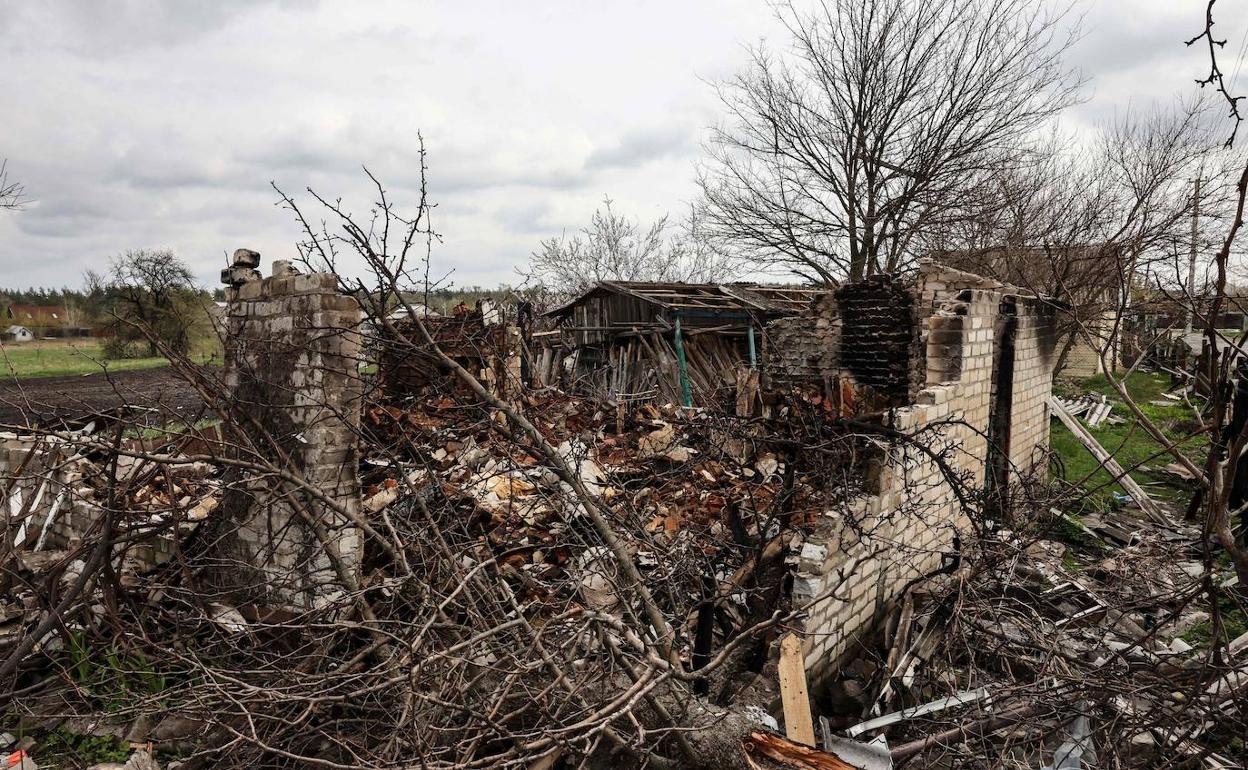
[0, 286, 224, 307]
[1, 284, 525, 316]
[0, 287, 93, 306]
[420, 286, 513, 313]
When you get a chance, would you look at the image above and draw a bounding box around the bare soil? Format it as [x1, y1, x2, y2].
[0, 366, 216, 427]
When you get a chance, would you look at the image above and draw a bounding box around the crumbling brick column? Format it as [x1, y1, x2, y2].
[211, 251, 364, 609]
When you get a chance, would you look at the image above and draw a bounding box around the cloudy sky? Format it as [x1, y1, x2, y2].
[2, 0, 1246, 290]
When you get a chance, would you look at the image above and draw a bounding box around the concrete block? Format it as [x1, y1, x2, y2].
[238, 279, 265, 301]
[232, 248, 262, 269]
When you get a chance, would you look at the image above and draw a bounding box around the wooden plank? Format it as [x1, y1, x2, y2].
[1085, 401, 1110, 427]
[778, 633, 817, 747]
[1049, 396, 1167, 521]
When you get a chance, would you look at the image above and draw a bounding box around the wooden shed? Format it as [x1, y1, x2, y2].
[539, 281, 828, 407]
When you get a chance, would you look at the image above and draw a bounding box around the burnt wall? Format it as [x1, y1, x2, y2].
[766, 275, 922, 408]
[379, 310, 521, 401]
[833, 276, 917, 400]
[784, 263, 1057, 686]
[765, 294, 840, 385]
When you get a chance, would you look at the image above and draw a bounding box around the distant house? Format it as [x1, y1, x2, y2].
[2, 325, 34, 343]
[6, 304, 68, 329]
[387, 303, 441, 321]
[2, 304, 94, 338]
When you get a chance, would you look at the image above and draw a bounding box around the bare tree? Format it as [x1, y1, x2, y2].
[523, 198, 737, 293]
[931, 101, 1229, 373]
[91, 249, 200, 357]
[1059, 0, 1248, 594]
[3, 160, 1247, 768]
[698, 0, 1081, 284]
[0, 159, 25, 210]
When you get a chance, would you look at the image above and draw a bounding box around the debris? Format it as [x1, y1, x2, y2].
[638, 422, 677, 458]
[822, 733, 892, 770]
[743, 731, 860, 770]
[1043, 713, 1095, 770]
[755, 454, 780, 482]
[185, 495, 219, 521]
[574, 547, 620, 611]
[6, 751, 37, 770]
[744, 705, 780, 731]
[1086, 396, 1113, 427]
[1053, 393, 1112, 426]
[207, 603, 248, 634]
[845, 687, 992, 738]
[1158, 462, 1196, 481]
[123, 748, 161, 770]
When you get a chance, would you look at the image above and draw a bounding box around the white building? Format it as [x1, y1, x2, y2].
[3, 325, 35, 343]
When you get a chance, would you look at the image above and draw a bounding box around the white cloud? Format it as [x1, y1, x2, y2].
[1, 0, 1245, 289]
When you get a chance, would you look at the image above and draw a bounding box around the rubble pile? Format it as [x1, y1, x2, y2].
[2, 425, 222, 575]
[104, 456, 220, 524]
[359, 388, 869, 639]
[3, 382, 1246, 767]
[1, 387, 885, 769]
[5, 258, 1247, 766]
[815, 508, 1247, 768]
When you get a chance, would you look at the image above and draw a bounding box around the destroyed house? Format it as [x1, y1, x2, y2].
[769, 263, 1058, 681]
[380, 299, 522, 401]
[0, 255, 1079, 766]
[932, 244, 1121, 378]
[540, 280, 829, 405]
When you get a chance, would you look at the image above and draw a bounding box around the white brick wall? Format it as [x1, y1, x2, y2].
[796, 265, 1053, 685]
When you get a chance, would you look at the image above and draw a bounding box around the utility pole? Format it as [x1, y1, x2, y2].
[1186, 177, 1201, 336]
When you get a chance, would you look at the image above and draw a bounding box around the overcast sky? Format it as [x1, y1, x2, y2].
[2, 0, 1247, 291]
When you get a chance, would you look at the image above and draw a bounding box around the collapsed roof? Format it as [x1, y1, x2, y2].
[544, 281, 830, 322]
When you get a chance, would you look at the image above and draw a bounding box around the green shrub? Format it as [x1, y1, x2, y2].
[100, 334, 145, 360]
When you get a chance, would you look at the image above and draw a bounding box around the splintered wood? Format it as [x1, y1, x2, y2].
[742, 732, 857, 770]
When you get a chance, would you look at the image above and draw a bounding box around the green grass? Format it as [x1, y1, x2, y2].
[0, 341, 217, 379]
[32, 729, 132, 766]
[128, 418, 222, 440]
[1051, 371, 1208, 511]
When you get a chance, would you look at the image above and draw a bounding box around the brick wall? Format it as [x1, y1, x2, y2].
[206, 266, 365, 608]
[1057, 307, 1119, 379]
[0, 435, 183, 569]
[379, 308, 523, 402]
[766, 294, 840, 385]
[834, 277, 921, 402]
[779, 263, 1055, 685]
[1007, 298, 1057, 479]
[2, 435, 98, 551]
[4, 265, 367, 608]
[1060, 335, 1106, 378]
[766, 276, 923, 408]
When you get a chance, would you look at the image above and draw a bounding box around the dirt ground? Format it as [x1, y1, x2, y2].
[0, 366, 215, 427]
